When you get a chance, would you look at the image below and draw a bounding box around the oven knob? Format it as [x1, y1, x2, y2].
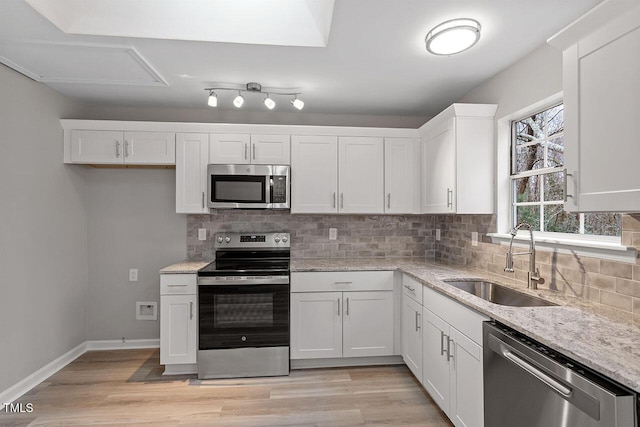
[225, 236, 231, 243]
[217, 236, 223, 243]
[282, 236, 288, 243]
[274, 236, 280, 243]
[241, 336, 247, 341]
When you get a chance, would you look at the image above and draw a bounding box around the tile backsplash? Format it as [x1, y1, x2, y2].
[434, 213, 640, 322]
[187, 211, 435, 261]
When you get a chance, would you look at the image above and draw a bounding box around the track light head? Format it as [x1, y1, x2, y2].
[263, 95, 276, 110]
[233, 92, 245, 108]
[207, 91, 218, 107]
[291, 97, 304, 110]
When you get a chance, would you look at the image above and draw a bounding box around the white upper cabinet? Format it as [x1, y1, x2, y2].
[176, 133, 209, 214]
[291, 135, 339, 213]
[339, 137, 384, 214]
[69, 130, 175, 165]
[209, 134, 251, 164]
[209, 133, 290, 165]
[251, 134, 290, 164]
[548, 2, 640, 212]
[384, 138, 420, 214]
[419, 104, 497, 214]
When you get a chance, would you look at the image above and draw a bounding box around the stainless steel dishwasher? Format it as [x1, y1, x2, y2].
[484, 321, 638, 427]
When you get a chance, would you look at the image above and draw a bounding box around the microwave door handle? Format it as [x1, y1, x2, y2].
[267, 177, 273, 204]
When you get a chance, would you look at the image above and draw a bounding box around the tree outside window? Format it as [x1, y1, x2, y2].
[511, 104, 620, 236]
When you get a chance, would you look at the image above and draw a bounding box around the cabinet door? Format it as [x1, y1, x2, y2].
[176, 133, 209, 214]
[338, 137, 384, 213]
[124, 131, 175, 165]
[384, 138, 419, 213]
[209, 134, 250, 164]
[422, 307, 450, 414]
[251, 134, 291, 165]
[160, 294, 197, 365]
[421, 119, 456, 213]
[449, 327, 484, 427]
[290, 292, 342, 359]
[343, 291, 394, 357]
[402, 295, 423, 379]
[290, 135, 338, 213]
[70, 130, 123, 164]
[563, 11, 640, 212]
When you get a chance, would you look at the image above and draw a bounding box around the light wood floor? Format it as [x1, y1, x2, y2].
[1, 349, 453, 426]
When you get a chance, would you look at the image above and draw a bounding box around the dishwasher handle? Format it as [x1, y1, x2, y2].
[503, 348, 571, 397]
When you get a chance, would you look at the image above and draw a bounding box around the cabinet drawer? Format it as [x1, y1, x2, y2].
[423, 285, 488, 345]
[160, 274, 197, 295]
[291, 271, 394, 292]
[402, 274, 423, 304]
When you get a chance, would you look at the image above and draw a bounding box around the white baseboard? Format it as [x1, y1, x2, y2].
[0, 342, 87, 404]
[0, 339, 160, 404]
[291, 355, 404, 369]
[86, 339, 160, 351]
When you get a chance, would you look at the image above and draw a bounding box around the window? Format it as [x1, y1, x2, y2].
[510, 103, 620, 237]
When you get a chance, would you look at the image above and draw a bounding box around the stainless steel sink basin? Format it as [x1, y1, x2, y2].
[443, 279, 557, 307]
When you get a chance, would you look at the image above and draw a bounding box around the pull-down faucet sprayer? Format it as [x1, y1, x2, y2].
[504, 222, 544, 289]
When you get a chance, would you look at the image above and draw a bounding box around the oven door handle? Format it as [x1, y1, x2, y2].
[197, 276, 290, 286]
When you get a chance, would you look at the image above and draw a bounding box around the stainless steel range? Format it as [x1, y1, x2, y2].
[197, 232, 290, 380]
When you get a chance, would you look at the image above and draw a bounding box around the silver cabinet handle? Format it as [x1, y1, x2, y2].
[340, 193, 344, 209]
[167, 284, 187, 287]
[244, 143, 248, 160]
[387, 193, 391, 209]
[346, 297, 349, 316]
[334, 281, 353, 285]
[440, 331, 447, 356]
[332, 192, 337, 208]
[202, 192, 205, 209]
[563, 168, 574, 202]
[252, 143, 256, 160]
[404, 284, 416, 293]
[115, 140, 120, 158]
[446, 188, 453, 208]
[190, 301, 194, 320]
[337, 298, 340, 316]
[447, 337, 454, 361]
[415, 312, 421, 331]
[124, 140, 129, 158]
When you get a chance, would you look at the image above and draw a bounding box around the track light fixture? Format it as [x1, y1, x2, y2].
[204, 82, 304, 110]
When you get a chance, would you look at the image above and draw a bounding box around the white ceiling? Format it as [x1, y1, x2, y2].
[0, 0, 602, 117]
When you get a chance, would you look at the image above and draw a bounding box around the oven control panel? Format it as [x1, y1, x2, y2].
[214, 232, 290, 248]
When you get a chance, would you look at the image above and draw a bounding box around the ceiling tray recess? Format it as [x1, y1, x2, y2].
[24, 0, 335, 48]
[0, 42, 167, 86]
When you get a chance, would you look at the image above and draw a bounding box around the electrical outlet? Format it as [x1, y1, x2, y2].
[471, 231, 479, 247]
[198, 228, 207, 241]
[136, 301, 157, 321]
[435, 229, 441, 241]
[129, 269, 138, 282]
[329, 228, 338, 240]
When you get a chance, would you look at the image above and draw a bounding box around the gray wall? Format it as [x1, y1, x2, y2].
[85, 169, 186, 340]
[0, 64, 87, 392]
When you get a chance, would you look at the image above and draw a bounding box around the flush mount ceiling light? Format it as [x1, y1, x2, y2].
[204, 82, 304, 110]
[425, 18, 481, 56]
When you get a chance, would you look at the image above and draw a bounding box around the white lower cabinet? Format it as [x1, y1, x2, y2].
[160, 274, 197, 366]
[290, 271, 394, 360]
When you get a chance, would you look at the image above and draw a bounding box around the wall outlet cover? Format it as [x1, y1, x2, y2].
[329, 228, 337, 240]
[471, 231, 479, 247]
[435, 229, 441, 241]
[198, 228, 207, 241]
[129, 268, 138, 282]
[136, 302, 157, 321]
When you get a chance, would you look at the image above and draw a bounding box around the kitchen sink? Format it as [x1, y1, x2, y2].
[443, 279, 557, 307]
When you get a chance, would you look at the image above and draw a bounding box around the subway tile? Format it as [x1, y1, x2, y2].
[634, 298, 640, 313]
[553, 253, 600, 273]
[622, 213, 640, 232]
[634, 265, 640, 281]
[615, 278, 640, 298]
[584, 272, 616, 291]
[600, 260, 633, 279]
[555, 266, 585, 285]
[601, 291, 633, 312]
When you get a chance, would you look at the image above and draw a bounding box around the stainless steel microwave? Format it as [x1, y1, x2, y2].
[207, 164, 290, 209]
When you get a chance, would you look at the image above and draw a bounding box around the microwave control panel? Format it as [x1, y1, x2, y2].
[271, 176, 287, 203]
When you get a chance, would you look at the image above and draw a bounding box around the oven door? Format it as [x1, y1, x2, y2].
[198, 283, 289, 350]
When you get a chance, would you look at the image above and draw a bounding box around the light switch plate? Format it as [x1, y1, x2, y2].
[435, 229, 441, 241]
[129, 268, 138, 282]
[329, 228, 337, 240]
[471, 231, 479, 246]
[198, 228, 207, 241]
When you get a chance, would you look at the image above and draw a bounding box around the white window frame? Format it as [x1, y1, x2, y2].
[488, 92, 635, 263]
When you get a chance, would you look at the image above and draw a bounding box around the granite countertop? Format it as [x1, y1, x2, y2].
[292, 258, 640, 393]
[160, 257, 640, 393]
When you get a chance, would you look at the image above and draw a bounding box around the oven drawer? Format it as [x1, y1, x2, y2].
[291, 271, 394, 292]
[161, 274, 197, 295]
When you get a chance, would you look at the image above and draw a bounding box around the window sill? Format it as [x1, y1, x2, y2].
[487, 233, 637, 263]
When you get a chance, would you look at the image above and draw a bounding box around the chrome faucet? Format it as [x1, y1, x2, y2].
[504, 222, 544, 289]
